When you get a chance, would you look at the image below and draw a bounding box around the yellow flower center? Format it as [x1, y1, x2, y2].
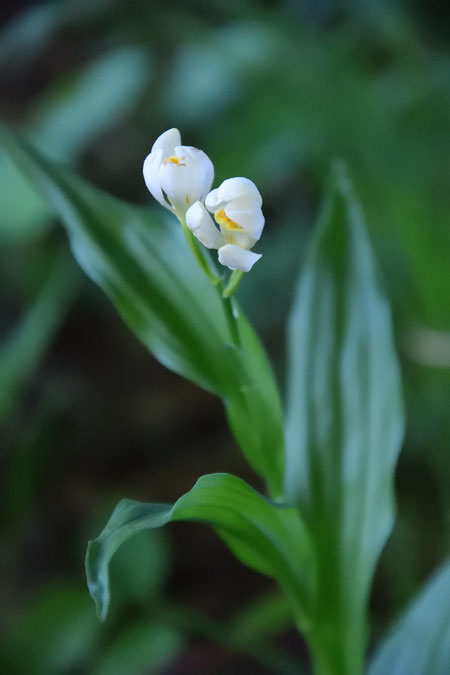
[164, 155, 180, 164]
[214, 208, 243, 231]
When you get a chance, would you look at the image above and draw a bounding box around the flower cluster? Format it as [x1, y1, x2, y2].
[143, 128, 264, 273]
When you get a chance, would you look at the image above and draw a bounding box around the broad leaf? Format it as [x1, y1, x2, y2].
[86, 473, 314, 627]
[285, 163, 405, 674]
[368, 561, 450, 675]
[0, 126, 284, 496]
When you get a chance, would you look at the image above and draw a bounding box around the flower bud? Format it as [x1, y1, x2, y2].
[186, 177, 264, 272]
[143, 129, 214, 219]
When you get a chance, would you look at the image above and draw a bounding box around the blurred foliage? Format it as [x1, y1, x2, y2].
[0, 533, 185, 675]
[368, 561, 450, 675]
[0, 0, 449, 672]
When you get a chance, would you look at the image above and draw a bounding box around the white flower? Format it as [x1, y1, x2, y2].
[143, 128, 214, 219]
[186, 177, 264, 272]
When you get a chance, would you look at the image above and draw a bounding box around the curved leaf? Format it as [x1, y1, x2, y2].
[285, 163, 405, 673]
[86, 473, 315, 627]
[0, 126, 284, 496]
[368, 562, 450, 675]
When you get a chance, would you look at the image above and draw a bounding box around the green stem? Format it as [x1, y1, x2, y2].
[180, 219, 221, 285]
[223, 270, 244, 298]
[306, 611, 366, 675]
[220, 289, 241, 349]
[179, 214, 242, 348]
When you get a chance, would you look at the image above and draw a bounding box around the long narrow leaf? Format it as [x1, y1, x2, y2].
[286, 163, 405, 673]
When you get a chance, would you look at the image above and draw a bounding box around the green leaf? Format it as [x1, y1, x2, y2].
[0, 583, 100, 675]
[0, 1, 111, 68]
[0, 126, 284, 496]
[285, 163, 405, 674]
[86, 473, 314, 627]
[225, 591, 293, 646]
[31, 47, 151, 161]
[94, 621, 184, 675]
[109, 529, 171, 608]
[0, 250, 78, 421]
[368, 561, 450, 675]
[0, 154, 49, 241]
[0, 48, 151, 242]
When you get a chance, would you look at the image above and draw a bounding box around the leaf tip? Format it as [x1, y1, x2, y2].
[85, 539, 110, 622]
[329, 158, 357, 203]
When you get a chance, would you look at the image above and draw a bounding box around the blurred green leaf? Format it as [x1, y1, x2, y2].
[110, 529, 171, 608]
[0, 0, 116, 68]
[31, 47, 151, 160]
[162, 22, 285, 127]
[86, 473, 314, 627]
[0, 4, 65, 66]
[368, 561, 450, 675]
[0, 126, 285, 495]
[285, 163, 405, 673]
[225, 591, 293, 646]
[0, 249, 78, 421]
[0, 155, 49, 241]
[0, 47, 151, 242]
[94, 621, 184, 675]
[151, 600, 303, 675]
[0, 584, 99, 675]
[4, 388, 69, 523]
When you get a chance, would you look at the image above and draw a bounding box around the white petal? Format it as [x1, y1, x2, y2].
[143, 130, 214, 217]
[143, 148, 172, 209]
[204, 186, 221, 211]
[186, 202, 225, 249]
[175, 146, 214, 203]
[205, 177, 262, 212]
[224, 198, 265, 240]
[159, 163, 193, 215]
[151, 128, 181, 155]
[197, 151, 214, 199]
[159, 147, 215, 217]
[218, 244, 262, 272]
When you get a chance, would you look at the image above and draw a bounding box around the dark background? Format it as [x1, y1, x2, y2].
[1, 1, 449, 672]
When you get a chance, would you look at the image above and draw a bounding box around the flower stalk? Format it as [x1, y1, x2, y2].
[179, 219, 221, 286]
[220, 290, 241, 348]
[223, 270, 244, 298]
